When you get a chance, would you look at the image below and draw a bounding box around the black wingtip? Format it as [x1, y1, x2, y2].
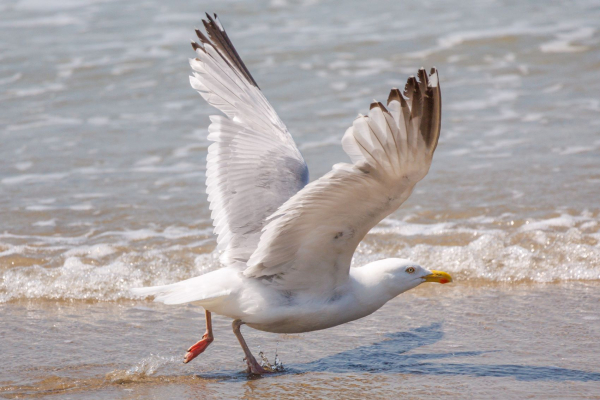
[418, 68, 429, 86]
[195, 13, 260, 89]
[376, 101, 389, 113]
[204, 12, 220, 27]
[369, 101, 389, 112]
[387, 88, 402, 105]
[404, 76, 417, 99]
[195, 28, 207, 43]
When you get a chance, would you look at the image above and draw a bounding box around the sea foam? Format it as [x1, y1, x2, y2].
[1, 212, 598, 302]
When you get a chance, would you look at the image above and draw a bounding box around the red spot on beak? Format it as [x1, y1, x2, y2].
[439, 278, 449, 284]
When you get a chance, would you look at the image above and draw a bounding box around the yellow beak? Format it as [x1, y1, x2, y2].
[423, 270, 452, 284]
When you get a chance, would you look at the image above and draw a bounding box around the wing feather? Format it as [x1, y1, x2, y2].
[190, 15, 308, 265]
[245, 69, 442, 292]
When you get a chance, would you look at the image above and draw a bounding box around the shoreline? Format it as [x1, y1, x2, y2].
[3, 281, 599, 399]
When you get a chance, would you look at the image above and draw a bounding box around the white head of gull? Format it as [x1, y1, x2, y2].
[131, 13, 452, 374]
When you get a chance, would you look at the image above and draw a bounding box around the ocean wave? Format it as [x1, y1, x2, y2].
[361, 213, 600, 283]
[1, 212, 598, 302]
[540, 26, 595, 53]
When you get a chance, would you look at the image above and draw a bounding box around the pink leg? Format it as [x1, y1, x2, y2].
[232, 319, 270, 375]
[183, 310, 214, 364]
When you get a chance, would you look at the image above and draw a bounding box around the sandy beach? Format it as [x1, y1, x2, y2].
[2, 282, 600, 398]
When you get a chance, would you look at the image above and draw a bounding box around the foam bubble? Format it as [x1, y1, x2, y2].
[2, 173, 68, 185]
[14, 161, 33, 171]
[540, 40, 587, 53]
[520, 214, 575, 232]
[98, 226, 212, 241]
[64, 244, 116, 258]
[69, 204, 94, 211]
[135, 156, 162, 166]
[172, 143, 206, 158]
[540, 26, 595, 53]
[299, 135, 342, 150]
[32, 219, 57, 227]
[558, 146, 595, 155]
[132, 162, 200, 173]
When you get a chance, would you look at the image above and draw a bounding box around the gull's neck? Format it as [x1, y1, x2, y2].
[349, 262, 404, 312]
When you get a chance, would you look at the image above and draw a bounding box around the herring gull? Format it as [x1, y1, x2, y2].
[132, 13, 452, 374]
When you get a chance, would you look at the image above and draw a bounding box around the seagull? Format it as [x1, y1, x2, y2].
[132, 13, 452, 375]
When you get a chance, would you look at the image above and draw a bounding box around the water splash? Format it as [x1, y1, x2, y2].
[105, 354, 176, 384]
[258, 348, 285, 373]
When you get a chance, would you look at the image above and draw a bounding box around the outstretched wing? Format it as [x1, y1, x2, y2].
[189, 14, 308, 265]
[245, 68, 441, 293]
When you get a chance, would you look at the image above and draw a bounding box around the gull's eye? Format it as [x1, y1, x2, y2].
[406, 267, 415, 274]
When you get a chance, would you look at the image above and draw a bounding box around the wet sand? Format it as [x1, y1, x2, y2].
[2, 282, 599, 399]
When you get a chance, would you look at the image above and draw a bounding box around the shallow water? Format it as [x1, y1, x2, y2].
[1, 0, 599, 398]
[2, 283, 600, 398]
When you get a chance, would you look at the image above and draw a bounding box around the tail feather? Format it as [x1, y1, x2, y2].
[130, 268, 234, 305]
[130, 285, 170, 297]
